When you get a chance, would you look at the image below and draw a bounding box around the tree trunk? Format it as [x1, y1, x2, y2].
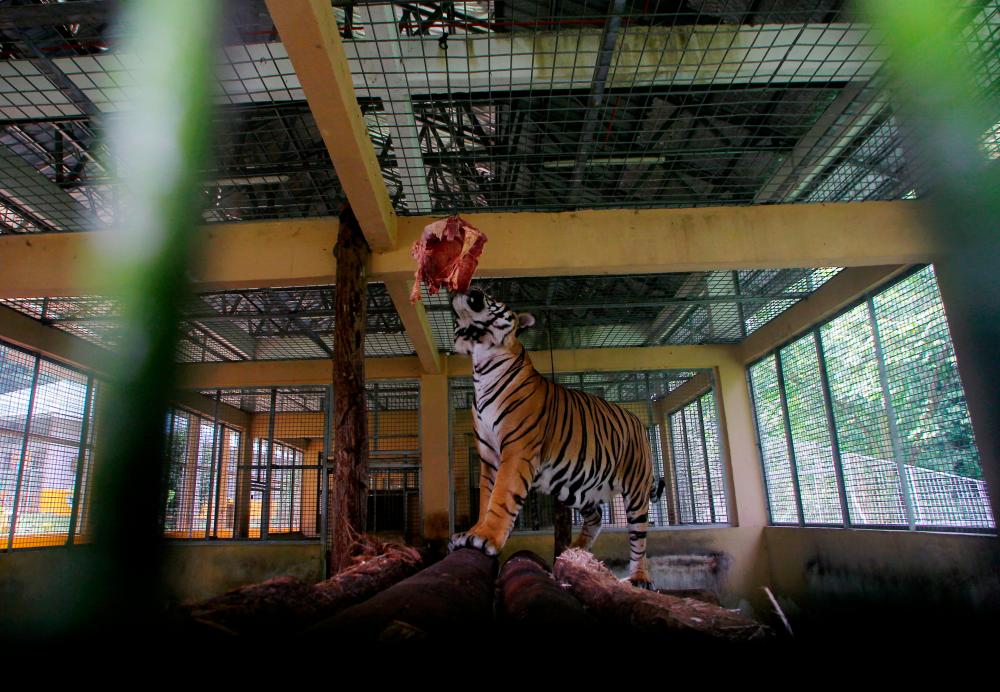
[554, 548, 770, 642]
[309, 548, 497, 643]
[329, 205, 370, 574]
[179, 542, 423, 636]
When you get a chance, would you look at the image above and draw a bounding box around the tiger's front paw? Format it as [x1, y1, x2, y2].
[622, 574, 656, 591]
[448, 530, 500, 557]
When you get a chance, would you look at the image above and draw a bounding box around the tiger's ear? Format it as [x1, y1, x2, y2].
[516, 313, 535, 333]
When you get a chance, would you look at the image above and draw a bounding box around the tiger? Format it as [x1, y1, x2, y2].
[447, 287, 664, 589]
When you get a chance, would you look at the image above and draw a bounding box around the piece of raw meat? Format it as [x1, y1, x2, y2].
[409, 215, 488, 303]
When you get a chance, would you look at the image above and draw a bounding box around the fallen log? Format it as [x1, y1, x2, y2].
[554, 548, 770, 642]
[179, 541, 423, 636]
[309, 547, 497, 644]
[496, 550, 599, 638]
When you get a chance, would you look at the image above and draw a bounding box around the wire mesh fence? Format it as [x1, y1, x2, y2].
[666, 389, 729, 525]
[0, 282, 415, 361]
[450, 367, 724, 534]
[0, 339, 97, 549]
[1, 1, 996, 232]
[748, 265, 996, 532]
[362, 380, 421, 542]
[426, 267, 841, 352]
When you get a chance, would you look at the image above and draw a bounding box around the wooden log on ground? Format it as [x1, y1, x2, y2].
[309, 548, 497, 644]
[554, 548, 770, 642]
[496, 550, 599, 638]
[179, 542, 423, 636]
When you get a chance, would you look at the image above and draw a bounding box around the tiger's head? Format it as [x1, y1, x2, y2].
[451, 288, 535, 356]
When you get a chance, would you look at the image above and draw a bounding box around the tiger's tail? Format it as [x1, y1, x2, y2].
[651, 477, 666, 503]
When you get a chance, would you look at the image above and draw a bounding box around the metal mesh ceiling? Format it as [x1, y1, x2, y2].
[0, 1, 996, 233]
[0, 283, 414, 362]
[2, 266, 838, 360]
[424, 266, 840, 352]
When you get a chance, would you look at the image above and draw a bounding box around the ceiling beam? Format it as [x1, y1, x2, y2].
[177, 344, 734, 389]
[265, 0, 397, 251]
[176, 356, 423, 390]
[384, 279, 441, 374]
[0, 201, 937, 299]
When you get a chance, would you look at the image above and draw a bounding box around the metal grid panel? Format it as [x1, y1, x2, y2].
[338, 1, 997, 214]
[1, 283, 415, 361]
[669, 409, 693, 522]
[667, 390, 727, 525]
[0, 2, 404, 232]
[168, 387, 327, 541]
[700, 389, 728, 522]
[0, 339, 95, 550]
[779, 332, 843, 524]
[429, 267, 840, 352]
[820, 302, 906, 525]
[751, 265, 995, 531]
[748, 354, 798, 524]
[163, 407, 247, 539]
[365, 380, 421, 541]
[873, 266, 993, 529]
[450, 368, 697, 534]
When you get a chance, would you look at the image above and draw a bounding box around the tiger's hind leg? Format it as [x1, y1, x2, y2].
[623, 495, 655, 590]
[570, 503, 603, 551]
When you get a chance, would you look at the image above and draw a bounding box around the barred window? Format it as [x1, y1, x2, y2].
[0, 340, 97, 550]
[667, 390, 728, 525]
[748, 265, 994, 532]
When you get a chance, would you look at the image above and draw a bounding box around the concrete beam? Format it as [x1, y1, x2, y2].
[377, 202, 935, 282]
[177, 345, 734, 389]
[176, 356, 422, 390]
[0, 302, 108, 371]
[737, 264, 910, 364]
[0, 201, 935, 299]
[265, 0, 397, 251]
[0, 302, 251, 430]
[654, 371, 714, 415]
[384, 279, 441, 374]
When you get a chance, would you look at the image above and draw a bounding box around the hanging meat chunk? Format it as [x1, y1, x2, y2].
[409, 215, 488, 303]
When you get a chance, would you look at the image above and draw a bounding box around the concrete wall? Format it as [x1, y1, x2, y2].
[161, 542, 324, 603]
[763, 527, 1000, 637]
[0, 541, 325, 630]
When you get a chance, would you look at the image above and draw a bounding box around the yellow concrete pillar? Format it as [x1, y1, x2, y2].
[713, 349, 769, 528]
[419, 370, 451, 543]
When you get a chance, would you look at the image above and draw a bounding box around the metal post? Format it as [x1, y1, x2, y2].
[160, 406, 177, 534]
[696, 397, 717, 524]
[205, 393, 221, 538]
[733, 271, 748, 340]
[67, 375, 95, 546]
[211, 391, 226, 538]
[7, 357, 41, 550]
[814, 331, 852, 527]
[774, 352, 806, 525]
[679, 406, 698, 524]
[868, 296, 917, 530]
[747, 367, 777, 525]
[261, 388, 277, 539]
[321, 384, 332, 576]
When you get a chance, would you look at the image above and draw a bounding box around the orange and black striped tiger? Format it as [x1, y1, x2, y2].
[448, 288, 664, 589]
